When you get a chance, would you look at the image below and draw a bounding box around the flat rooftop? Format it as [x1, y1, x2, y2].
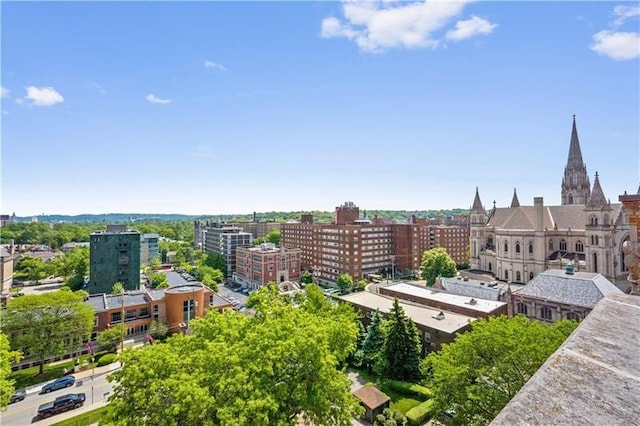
[339, 291, 474, 334]
[383, 282, 506, 314]
[491, 293, 640, 425]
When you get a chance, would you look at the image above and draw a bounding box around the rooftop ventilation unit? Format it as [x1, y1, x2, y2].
[432, 311, 445, 320]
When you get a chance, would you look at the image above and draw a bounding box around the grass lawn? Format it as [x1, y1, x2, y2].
[351, 367, 425, 415]
[51, 406, 109, 426]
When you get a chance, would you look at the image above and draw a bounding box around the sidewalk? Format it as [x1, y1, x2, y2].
[38, 400, 108, 426]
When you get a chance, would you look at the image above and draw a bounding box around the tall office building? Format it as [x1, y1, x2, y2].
[203, 225, 252, 277]
[140, 233, 160, 266]
[89, 224, 141, 294]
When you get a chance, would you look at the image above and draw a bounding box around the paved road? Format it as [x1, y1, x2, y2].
[1, 370, 115, 425]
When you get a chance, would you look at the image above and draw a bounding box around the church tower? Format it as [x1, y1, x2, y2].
[469, 187, 487, 267]
[584, 172, 613, 276]
[561, 116, 591, 205]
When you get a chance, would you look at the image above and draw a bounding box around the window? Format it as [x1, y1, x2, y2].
[575, 241, 584, 252]
[540, 307, 552, 321]
[125, 310, 136, 321]
[139, 307, 150, 318]
[515, 241, 521, 254]
[153, 304, 159, 320]
[111, 312, 122, 324]
[548, 240, 553, 251]
[592, 252, 598, 273]
[504, 241, 508, 253]
[566, 312, 580, 321]
[529, 272, 534, 280]
[517, 303, 528, 315]
[488, 262, 492, 272]
[568, 193, 574, 204]
[560, 239, 567, 251]
[504, 270, 509, 280]
[516, 271, 521, 282]
[183, 299, 196, 323]
[528, 242, 534, 254]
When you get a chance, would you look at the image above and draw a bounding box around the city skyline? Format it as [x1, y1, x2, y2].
[2, 1, 638, 216]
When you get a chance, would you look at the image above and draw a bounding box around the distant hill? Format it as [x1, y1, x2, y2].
[15, 209, 469, 224]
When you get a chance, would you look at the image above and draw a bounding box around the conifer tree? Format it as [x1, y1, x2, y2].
[376, 299, 422, 381]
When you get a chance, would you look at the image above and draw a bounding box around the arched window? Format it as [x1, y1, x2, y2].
[560, 239, 567, 251]
[529, 272, 534, 281]
[540, 307, 553, 321]
[488, 262, 492, 272]
[517, 303, 528, 315]
[516, 271, 521, 282]
[575, 241, 584, 252]
[568, 193, 574, 204]
[504, 270, 509, 280]
[528, 242, 533, 254]
[592, 252, 598, 273]
[515, 241, 521, 254]
[603, 214, 609, 225]
[590, 216, 598, 226]
[504, 241, 508, 253]
[548, 240, 554, 251]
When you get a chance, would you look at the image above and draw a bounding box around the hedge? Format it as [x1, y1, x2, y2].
[385, 380, 433, 399]
[405, 399, 436, 426]
[97, 353, 118, 367]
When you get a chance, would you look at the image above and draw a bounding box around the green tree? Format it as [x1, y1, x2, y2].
[422, 316, 578, 426]
[420, 247, 457, 286]
[107, 284, 363, 425]
[300, 270, 313, 285]
[1, 289, 95, 375]
[0, 332, 22, 411]
[337, 274, 354, 291]
[97, 325, 125, 353]
[264, 229, 281, 245]
[203, 253, 227, 272]
[376, 299, 422, 381]
[15, 257, 48, 283]
[111, 282, 124, 294]
[49, 247, 89, 291]
[359, 310, 385, 372]
[151, 274, 169, 289]
[147, 320, 169, 340]
[354, 278, 368, 291]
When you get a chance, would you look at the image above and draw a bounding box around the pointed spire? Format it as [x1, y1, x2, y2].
[567, 115, 585, 169]
[471, 187, 484, 212]
[510, 188, 520, 208]
[637, 183, 640, 195]
[587, 172, 608, 208]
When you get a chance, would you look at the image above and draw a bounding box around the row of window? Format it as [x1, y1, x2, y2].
[500, 240, 586, 253]
[516, 303, 581, 321]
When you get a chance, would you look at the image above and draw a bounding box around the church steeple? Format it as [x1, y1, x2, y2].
[561, 115, 591, 205]
[587, 172, 608, 209]
[510, 188, 520, 208]
[471, 187, 484, 212]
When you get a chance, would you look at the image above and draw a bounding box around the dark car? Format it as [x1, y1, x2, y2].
[9, 389, 26, 403]
[40, 375, 75, 394]
[37, 393, 86, 419]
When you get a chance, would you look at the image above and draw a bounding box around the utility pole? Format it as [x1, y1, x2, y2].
[120, 289, 125, 353]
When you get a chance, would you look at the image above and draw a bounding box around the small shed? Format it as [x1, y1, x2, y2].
[353, 386, 391, 423]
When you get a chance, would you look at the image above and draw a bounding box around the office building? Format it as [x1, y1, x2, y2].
[89, 224, 141, 294]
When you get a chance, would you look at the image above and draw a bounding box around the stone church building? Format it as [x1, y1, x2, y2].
[469, 117, 630, 285]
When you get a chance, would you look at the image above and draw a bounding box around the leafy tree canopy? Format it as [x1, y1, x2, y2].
[420, 247, 457, 286]
[0, 332, 22, 411]
[107, 284, 362, 425]
[1, 289, 94, 375]
[337, 274, 354, 290]
[422, 315, 578, 426]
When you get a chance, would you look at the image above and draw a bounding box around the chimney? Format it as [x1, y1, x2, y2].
[534, 197, 544, 232]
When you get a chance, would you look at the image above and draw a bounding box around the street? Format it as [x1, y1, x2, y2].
[1, 371, 114, 425]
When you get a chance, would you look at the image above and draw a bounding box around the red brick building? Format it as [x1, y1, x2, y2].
[233, 243, 302, 289]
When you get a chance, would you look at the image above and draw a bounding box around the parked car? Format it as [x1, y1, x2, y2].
[37, 393, 86, 419]
[40, 376, 75, 394]
[9, 389, 26, 404]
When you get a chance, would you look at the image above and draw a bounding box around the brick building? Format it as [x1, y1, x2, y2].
[233, 243, 302, 289]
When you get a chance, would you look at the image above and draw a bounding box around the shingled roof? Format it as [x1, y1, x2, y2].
[514, 269, 622, 309]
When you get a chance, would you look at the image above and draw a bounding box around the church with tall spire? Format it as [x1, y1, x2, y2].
[469, 117, 630, 287]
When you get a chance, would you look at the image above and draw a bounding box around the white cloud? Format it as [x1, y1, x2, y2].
[590, 30, 640, 61]
[1, 86, 9, 98]
[204, 60, 226, 71]
[589, 5, 640, 61]
[320, 0, 495, 52]
[612, 5, 640, 28]
[23, 86, 64, 107]
[446, 16, 497, 41]
[146, 94, 172, 104]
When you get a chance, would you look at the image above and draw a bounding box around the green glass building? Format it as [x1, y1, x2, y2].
[89, 225, 141, 294]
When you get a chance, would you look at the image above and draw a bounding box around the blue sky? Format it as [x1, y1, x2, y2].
[1, 1, 638, 216]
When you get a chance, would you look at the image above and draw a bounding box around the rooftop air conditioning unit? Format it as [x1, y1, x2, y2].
[432, 311, 445, 320]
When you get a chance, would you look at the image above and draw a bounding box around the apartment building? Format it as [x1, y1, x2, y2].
[281, 202, 470, 284]
[89, 225, 141, 294]
[233, 243, 301, 288]
[140, 233, 160, 266]
[203, 224, 252, 277]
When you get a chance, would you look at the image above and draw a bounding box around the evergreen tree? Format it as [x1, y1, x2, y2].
[377, 299, 422, 381]
[360, 310, 385, 372]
